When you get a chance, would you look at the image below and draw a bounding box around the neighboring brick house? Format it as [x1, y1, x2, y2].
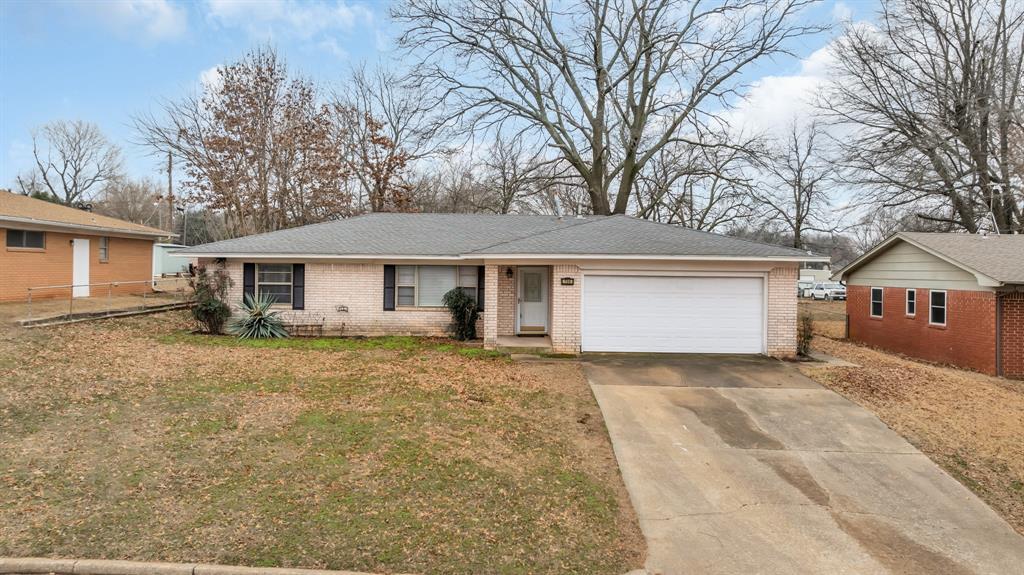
[177, 213, 825, 356]
[0, 190, 170, 302]
[834, 232, 1024, 379]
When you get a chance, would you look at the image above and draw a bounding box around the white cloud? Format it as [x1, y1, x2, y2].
[199, 65, 222, 90]
[204, 0, 374, 57]
[724, 43, 836, 137]
[96, 0, 188, 42]
[832, 1, 853, 23]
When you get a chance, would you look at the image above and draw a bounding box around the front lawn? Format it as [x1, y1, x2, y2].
[0, 311, 644, 574]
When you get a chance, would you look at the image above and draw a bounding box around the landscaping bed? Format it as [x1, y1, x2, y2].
[0, 311, 644, 574]
[802, 336, 1024, 535]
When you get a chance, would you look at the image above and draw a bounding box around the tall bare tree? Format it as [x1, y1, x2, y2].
[134, 47, 350, 236]
[752, 120, 836, 249]
[95, 177, 162, 227]
[333, 66, 447, 212]
[393, 0, 823, 215]
[634, 134, 758, 231]
[824, 0, 1024, 233]
[29, 120, 122, 206]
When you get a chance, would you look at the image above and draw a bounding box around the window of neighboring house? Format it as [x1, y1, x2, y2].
[929, 290, 947, 326]
[6, 229, 45, 249]
[396, 265, 478, 307]
[906, 289, 916, 316]
[870, 287, 883, 317]
[256, 263, 292, 305]
[99, 237, 110, 262]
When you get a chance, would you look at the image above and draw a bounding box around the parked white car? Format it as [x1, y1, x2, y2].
[811, 282, 846, 301]
[797, 280, 814, 298]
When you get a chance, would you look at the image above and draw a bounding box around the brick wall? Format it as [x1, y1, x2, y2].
[483, 265, 498, 347]
[999, 292, 1024, 379]
[496, 265, 516, 336]
[550, 264, 581, 353]
[218, 261, 483, 338]
[1, 227, 153, 302]
[848, 285, 997, 375]
[767, 265, 799, 357]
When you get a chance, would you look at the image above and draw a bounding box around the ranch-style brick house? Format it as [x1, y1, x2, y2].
[0, 190, 170, 302]
[176, 213, 826, 356]
[834, 232, 1024, 379]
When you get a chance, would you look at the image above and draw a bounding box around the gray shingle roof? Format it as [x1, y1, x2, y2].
[900, 232, 1024, 284]
[175, 213, 820, 259]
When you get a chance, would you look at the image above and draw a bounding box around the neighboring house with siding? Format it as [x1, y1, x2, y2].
[0, 190, 170, 302]
[833, 232, 1024, 378]
[175, 213, 825, 356]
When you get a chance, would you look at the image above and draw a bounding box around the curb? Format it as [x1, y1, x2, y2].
[0, 558, 381, 575]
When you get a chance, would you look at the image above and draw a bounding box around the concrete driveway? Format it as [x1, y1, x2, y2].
[586, 355, 1024, 575]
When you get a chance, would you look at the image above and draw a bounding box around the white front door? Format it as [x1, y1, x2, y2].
[517, 266, 549, 334]
[582, 275, 765, 353]
[72, 238, 90, 298]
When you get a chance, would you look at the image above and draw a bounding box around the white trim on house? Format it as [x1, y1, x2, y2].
[906, 288, 916, 316]
[929, 289, 948, 326]
[870, 287, 884, 318]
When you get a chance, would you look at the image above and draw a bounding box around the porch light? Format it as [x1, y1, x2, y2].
[505, 267, 514, 279]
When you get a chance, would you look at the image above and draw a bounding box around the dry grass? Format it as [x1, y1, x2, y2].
[802, 336, 1024, 535]
[798, 299, 846, 338]
[0, 311, 644, 574]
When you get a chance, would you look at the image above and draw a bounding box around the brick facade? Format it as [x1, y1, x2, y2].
[999, 292, 1024, 378]
[1, 227, 154, 302]
[767, 265, 799, 357]
[847, 285, 999, 375]
[209, 259, 800, 358]
[550, 264, 582, 354]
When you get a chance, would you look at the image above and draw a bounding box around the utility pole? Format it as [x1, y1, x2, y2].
[166, 151, 175, 233]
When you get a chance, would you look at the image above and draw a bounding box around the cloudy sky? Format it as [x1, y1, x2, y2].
[0, 0, 872, 188]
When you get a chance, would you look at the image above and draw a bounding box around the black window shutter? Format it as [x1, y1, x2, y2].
[477, 265, 485, 311]
[292, 264, 305, 310]
[243, 263, 256, 301]
[383, 265, 396, 311]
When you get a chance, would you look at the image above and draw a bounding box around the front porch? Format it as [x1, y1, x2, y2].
[482, 263, 582, 354]
[495, 335, 553, 353]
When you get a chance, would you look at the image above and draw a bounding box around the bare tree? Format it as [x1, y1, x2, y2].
[634, 134, 758, 231]
[95, 177, 162, 226]
[752, 120, 836, 249]
[333, 66, 447, 212]
[134, 46, 351, 236]
[823, 0, 1024, 233]
[29, 120, 122, 206]
[393, 0, 823, 215]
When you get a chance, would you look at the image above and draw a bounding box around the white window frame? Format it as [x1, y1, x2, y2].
[929, 290, 947, 326]
[99, 236, 110, 262]
[395, 265, 478, 308]
[905, 288, 915, 316]
[256, 263, 293, 305]
[870, 287, 883, 318]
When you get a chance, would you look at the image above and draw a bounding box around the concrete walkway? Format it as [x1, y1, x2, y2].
[586, 355, 1024, 575]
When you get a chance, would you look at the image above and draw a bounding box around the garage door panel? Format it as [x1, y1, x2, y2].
[582, 275, 764, 353]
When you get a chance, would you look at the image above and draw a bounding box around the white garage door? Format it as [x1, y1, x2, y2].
[582, 275, 764, 353]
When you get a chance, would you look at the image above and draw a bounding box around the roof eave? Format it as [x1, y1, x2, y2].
[832, 233, 1003, 287]
[0, 215, 173, 239]
[172, 250, 828, 262]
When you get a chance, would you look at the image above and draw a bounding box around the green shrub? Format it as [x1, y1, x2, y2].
[797, 311, 814, 356]
[188, 264, 233, 334]
[442, 288, 479, 341]
[229, 293, 290, 339]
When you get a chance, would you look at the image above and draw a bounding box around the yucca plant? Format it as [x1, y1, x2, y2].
[229, 293, 290, 339]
